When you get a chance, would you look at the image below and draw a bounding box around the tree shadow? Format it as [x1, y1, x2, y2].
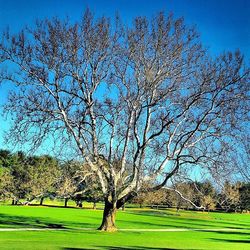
[97, 247, 202, 250]
[0, 213, 91, 229]
[63, 248, 93, 250]
[201, 230, 250, 235]
[28, 204, 103, 210]
[63, 247, 202, 250]
[0, 213, 49, 228]
[126, 211, 250, 230]
[29, 204, 84, 209]
[210, 238, 250, 244]
[117, 218, 246, 230]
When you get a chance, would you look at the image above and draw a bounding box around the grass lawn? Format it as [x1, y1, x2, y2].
[0, 203, 249, 250]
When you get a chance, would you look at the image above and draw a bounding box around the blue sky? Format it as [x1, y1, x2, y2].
[0, 0, 249, 150]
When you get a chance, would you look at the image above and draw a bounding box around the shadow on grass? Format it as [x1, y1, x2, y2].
[202, 230, 250, 235]
[28, 204, 103, 210]
[63, 247, 202, 250]
[126, 211, 250, 229]
[29, 204, 79, 209]
[63, 248, 93, 250]
[117, 218, 246, 230]
[0, 213, 91, 229]
[0, 213, 65, 228]
[99, 247, 202, 250]
[204, 230, 250, 245]
[211, 238, 250, 244]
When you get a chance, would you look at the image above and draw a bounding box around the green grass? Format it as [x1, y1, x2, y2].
[0, 204, 249, 250]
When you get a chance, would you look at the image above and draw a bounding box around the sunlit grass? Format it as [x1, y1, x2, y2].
[0, 203, 249, 249]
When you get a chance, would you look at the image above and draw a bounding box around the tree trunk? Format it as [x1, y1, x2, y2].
[98, 192, 136, 232]
[93, 201, 96, 210]
[64, 198, 69, 207]
[76, 200, 82, 208]
[176, 206, 180, 213]
[11, 199, 15, 205]
[98, 200, 117, 232]
[40, 197, 44, 206]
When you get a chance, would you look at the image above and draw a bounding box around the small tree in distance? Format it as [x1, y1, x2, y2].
[24, 155, 60, 205]
[218, 181, 241, 212]
[0, 10, 249, 231]
[0, 166, 14, 201]
[132, 184, 167, 208]
[56, 161, 81, 207]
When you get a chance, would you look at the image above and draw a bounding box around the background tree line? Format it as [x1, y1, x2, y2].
[0, 149, 102, 208]
[133, 181, 250, 212]
[0, 149, 249, 212]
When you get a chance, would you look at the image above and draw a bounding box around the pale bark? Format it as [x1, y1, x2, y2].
[1, 10, 249, 231]
[98, 200, 117, 232]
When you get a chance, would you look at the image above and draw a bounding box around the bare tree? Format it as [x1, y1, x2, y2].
[132, 182, 167, 208]
[232, 135, 250, 182]
[218, 181, 241, 212]
[56, 160, 90, 207]
[0, 166, 14, 201]
[0, 10, 249, 231]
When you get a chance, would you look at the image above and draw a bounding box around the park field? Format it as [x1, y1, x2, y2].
[0, 203, 249, 250]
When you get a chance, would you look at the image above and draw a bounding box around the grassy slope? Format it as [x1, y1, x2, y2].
[0, 205, 249, 250]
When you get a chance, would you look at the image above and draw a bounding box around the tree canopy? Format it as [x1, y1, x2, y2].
[0, 10, 249, 231]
